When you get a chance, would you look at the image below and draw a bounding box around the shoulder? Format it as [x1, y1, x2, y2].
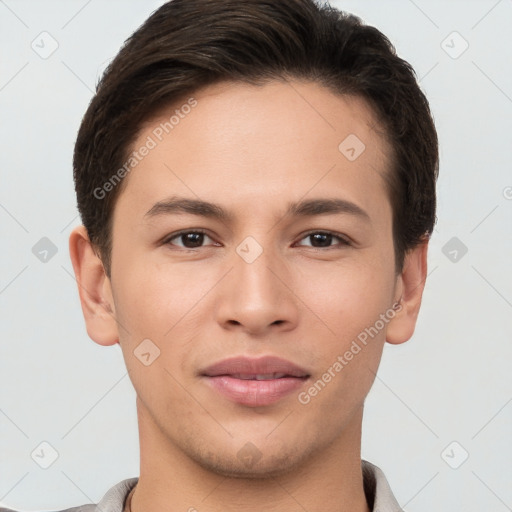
[0, 508, 95, 512]
[362, 460, 404, 512]
[0, 477, 138, 512]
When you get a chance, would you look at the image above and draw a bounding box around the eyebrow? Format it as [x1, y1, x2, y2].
[143, 196, 371, 223]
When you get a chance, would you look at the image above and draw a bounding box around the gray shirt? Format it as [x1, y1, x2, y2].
[0, 460, 403, 512]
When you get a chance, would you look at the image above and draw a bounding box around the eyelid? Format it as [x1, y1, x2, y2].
[162, 228, 217, 247]
[294, 230, 352, 248]
[162, 228, 352, 249]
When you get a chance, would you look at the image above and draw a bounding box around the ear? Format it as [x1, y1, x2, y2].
[386, 240, 429, 345]
[68, 225, 119, 346]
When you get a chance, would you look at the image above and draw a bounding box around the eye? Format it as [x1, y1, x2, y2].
[162, 229, 351, 250]
[163, 229, 218, 249]
[295, 231, 351, 249]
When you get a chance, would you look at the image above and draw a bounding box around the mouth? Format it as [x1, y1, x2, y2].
[224, 372, 303, 380]
[200, 356, 310, 407]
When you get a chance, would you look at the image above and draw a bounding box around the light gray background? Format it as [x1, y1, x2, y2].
[1, 0, 511, 511]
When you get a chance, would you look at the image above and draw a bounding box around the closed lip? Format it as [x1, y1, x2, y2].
[200, 355, 310, 379]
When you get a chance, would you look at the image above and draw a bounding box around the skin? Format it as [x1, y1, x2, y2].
[69, 79, 428, 512]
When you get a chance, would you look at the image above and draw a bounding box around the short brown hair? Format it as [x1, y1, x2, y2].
[73, 0, 438, 277]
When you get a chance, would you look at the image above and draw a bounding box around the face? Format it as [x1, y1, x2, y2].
[105, 79, 401, 476]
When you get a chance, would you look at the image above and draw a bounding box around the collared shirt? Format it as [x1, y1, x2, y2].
[0, 460, 403, 512]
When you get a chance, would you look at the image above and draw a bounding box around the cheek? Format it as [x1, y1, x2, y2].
[295, 255, 395, 346]
[113, 256, 193, 334]
[112, 262, 197, 406]
[295, 264, 393, 417]
[296, 256, 396, 412]
[112, 258, 216, 374]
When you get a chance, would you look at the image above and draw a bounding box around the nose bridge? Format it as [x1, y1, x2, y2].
[233, 233, 284, 298]
[215, 234, 298, 333]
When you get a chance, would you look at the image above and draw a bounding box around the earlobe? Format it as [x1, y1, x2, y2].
[68, 225, 119, 346]
[386, 240, 429, 345]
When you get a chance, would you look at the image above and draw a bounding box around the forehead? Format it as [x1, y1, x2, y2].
[114, 79, 392, 224]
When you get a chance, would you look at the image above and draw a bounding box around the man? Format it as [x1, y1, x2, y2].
[2, 0, 438, 510]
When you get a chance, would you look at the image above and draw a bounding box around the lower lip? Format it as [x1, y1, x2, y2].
[204, 375, 308, 407]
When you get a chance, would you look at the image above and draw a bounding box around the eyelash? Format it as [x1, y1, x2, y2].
[161, 229, 352, 251]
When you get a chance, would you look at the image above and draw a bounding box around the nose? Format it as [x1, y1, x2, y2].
[214, 243, 299, 336]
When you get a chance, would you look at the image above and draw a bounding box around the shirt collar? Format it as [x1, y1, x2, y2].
[95, 460, 402, 512]
[362, 460, 404, 511]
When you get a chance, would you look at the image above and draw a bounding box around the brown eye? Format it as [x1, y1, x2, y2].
[164, 230, 215, 249]
[296, 231, 350, 249]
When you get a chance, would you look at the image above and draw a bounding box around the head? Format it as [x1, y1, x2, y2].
[70, 0, 438, 478]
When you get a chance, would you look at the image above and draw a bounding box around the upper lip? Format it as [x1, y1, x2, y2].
[201, 356, 310, 378]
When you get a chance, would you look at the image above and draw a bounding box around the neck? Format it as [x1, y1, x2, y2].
[130, 398, 370, 512]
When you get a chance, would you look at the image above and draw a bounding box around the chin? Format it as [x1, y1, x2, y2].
[190, 448, 310, 479]
[177, 429, 316, 480]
